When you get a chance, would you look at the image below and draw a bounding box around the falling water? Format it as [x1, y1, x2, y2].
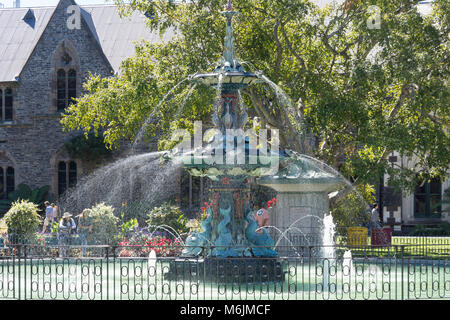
[132, 78, 190, 149]
[322, 213, 336, 292]
[174, 83, 197, 120]
[58, 152, 182, 217]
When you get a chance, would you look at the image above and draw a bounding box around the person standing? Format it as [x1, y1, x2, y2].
[42, 201, 54, 234]
[52, 203, 59, 221]
[58, 212, 76, 257]
[76, 209, 93, 257]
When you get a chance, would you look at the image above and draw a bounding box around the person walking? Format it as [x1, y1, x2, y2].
[58, 212, 76, 257]
[76, 209, 93, 257]
[370, 203, 382, 231]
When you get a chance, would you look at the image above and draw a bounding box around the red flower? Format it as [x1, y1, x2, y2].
[222, 177, 230, 185]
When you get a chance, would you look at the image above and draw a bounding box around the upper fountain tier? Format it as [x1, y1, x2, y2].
[190, 1, 263, 90]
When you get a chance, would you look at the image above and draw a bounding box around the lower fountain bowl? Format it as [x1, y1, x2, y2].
[164, 257, 285, 283]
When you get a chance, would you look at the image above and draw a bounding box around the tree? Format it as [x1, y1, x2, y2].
[61, 0, 449, 194]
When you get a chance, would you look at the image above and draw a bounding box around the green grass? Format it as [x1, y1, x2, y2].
[336, 236, 450, 259]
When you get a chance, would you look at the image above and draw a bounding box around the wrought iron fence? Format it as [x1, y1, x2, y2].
[0, 243, 449, 300]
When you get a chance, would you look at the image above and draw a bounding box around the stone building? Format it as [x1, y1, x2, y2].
[0, 0, 170, 206]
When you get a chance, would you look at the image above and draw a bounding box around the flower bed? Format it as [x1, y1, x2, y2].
[118, 234, 183, 257]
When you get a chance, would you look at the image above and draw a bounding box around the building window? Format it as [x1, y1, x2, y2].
[0, 166, 15, 199]
[56, 68, 77, 111]
[414, 177, 441, 218]
[0, 88, 13, 122]
[58, 161, 77, 196]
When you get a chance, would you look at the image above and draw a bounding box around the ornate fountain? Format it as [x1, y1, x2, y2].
[169, 1, 283, 260]
[166, 1, 344, 282]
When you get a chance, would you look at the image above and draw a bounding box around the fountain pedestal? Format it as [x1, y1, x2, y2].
[257, 155, 345, 253]
[165, 257, 285, 283]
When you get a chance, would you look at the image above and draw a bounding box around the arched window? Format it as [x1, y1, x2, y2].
[58, 161, 67, 196]
[58, 160, 77, 196]
[0, 88, 13, 122]
[68, 161, 77, 188]
[68, 69, 77, 104]
[56, 68, 77, 111]
[57, 69, 67, 111]
[6, 167, 14, 196]
[0, 166, 14, 199]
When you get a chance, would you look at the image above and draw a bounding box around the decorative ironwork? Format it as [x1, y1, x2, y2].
[0, 244, 449, 300]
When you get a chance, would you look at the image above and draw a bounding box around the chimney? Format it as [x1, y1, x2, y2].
[13, 0, 20, 8]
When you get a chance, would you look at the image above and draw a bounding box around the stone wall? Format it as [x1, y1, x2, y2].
[270, 192, 330, 250]
[0, 0, 113, 197]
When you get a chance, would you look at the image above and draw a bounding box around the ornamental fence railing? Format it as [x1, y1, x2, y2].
[0, 243, 449, 300]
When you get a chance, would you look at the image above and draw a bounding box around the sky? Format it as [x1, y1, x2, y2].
[0, 0, 432, 14]
[0, 0, 112, 7]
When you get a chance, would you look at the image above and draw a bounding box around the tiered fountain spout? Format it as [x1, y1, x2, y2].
[176, 1, 279, 258]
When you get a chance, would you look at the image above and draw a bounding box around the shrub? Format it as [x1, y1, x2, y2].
[3, 200, 41, 240]
[88, 203, 119, 245]
[118, 212, 138, 240]
[146, 203, 188, 236]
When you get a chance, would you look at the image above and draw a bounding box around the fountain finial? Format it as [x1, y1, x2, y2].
[227, 0, 233, 11]
[221, 1, 238, 67]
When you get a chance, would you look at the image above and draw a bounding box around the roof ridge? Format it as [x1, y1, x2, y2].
[0, 4, 120, 10]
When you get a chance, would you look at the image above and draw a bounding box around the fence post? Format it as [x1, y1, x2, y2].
[17, 245, 21, 300]
[401, 245, 405, 300]
[106, 246, 109, 301]
[23, 245, 26, 300]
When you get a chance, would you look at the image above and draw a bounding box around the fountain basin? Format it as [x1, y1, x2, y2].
[191, 71, 263, 89]
[165, 257, 285, 283]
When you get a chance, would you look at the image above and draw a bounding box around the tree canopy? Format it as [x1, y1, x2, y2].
[61, 0, 449, 194]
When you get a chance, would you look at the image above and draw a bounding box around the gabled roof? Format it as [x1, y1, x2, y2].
[0, 2, 173, 82]
[0, 6, 55, 82]
[80, 5, 173, 73]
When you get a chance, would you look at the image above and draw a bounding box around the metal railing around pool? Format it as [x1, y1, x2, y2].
[0, 244, 449, 300]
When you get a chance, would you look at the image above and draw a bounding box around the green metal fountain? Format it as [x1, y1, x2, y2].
[173, 0, 282, 259]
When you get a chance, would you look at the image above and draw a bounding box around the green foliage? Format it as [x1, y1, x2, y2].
[88, 203, 120, 245]
[3, 200, 41, 237]
[65, 133, 112, 162]
[118, 212, 139, 240]
[250, 184, 277, 209]
[0, 184, 50, 213]
[410, 223, 450, 236]
[61, 0, 450, 193]
[50, 220, 59, 235]
[331, 184, 376, 229]
[146, 202, 188, 235]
